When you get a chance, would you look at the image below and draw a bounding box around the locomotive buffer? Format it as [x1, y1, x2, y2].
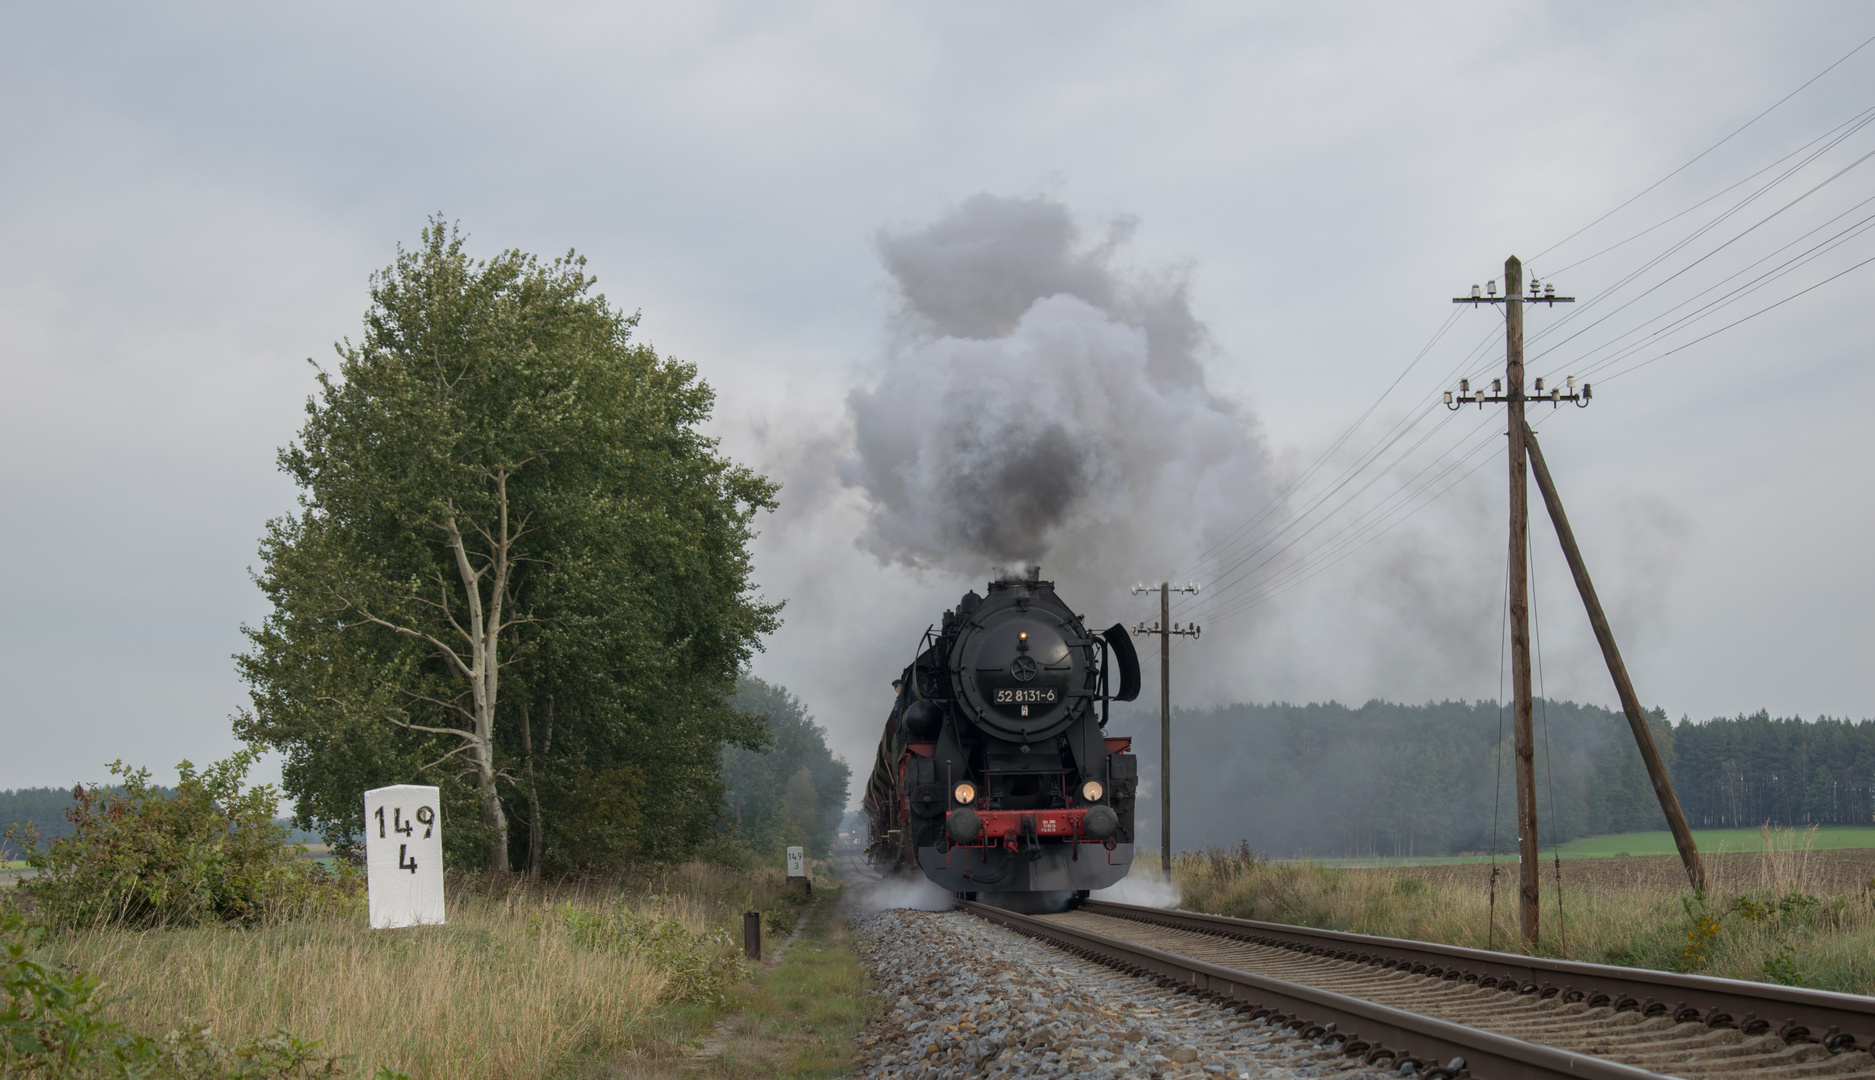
[1131, 581, 1200, 881]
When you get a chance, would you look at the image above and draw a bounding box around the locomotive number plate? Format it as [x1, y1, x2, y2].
[994, 688, 1058, 704]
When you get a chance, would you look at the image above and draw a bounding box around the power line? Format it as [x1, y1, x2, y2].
[1564, 205, 1875, 382]
[1200, 403, 1549, 625]
[1164, 40, 1875, 627]
[1532, 31, 1875, 265]
[1531, 127, 1875, 364]
[1176, 321, 1505, 612]
[1168, 307, 1468, 583]
[1524, 110, 1875, 363]
[1597, 250, 1875, 384]
[1538, 103, 1875, 278]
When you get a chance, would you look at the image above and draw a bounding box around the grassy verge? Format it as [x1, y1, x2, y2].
[33, 862, 814, 1079]
[1175, 832, 1875, 994]
[642, 887, 872, 1079]
[1297, 827, 1875, 867]
[1558, 826, 1875, 856]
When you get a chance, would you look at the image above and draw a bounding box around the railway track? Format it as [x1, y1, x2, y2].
[962, 898, 1875, 1080]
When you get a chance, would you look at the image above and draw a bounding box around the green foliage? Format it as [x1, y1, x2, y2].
[237, 219, 779, 873]
[1728, 892, 1819, 923]
[1, 913, 388, 1078]
[560, 899, 747, 1006]
[1682, 905, 1723, 970]
[722, 676, 851, 860]
[1677, 891, 1824, 975]
[6, 751, 352, 932]
[1762, 943, 1801, 985]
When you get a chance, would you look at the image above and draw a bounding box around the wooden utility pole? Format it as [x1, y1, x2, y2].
[1523, 423, 1708, 892]
[1160, 583, 1172, 880]
[1132, 582, 1200, 881]
[1449, 259, 1706, 935]
[1453, 259, 1577, 944]
[1503, 256, 1542, 944]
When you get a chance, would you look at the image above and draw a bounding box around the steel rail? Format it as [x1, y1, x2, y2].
[1084, 900, 1875, 1052]
[963, 900, 1666, 1080]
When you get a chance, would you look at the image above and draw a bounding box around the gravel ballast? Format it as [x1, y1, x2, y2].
[852, 907, 1408, 1080]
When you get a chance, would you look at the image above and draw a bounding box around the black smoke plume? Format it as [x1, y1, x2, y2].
[841, 193, 1272, 586]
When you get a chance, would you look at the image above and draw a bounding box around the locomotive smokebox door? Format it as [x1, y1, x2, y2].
[953, 586, 1094, 745]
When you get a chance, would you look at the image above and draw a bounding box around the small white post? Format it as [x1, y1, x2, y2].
[786, 846, 805, 879]
[364, 785, 446, 929]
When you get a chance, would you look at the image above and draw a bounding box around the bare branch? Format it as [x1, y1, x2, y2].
[342, 606, 474, 680]
[381, 715, 483, 742]
[420, 743, 480, 773]
[395, 690, 478, 724]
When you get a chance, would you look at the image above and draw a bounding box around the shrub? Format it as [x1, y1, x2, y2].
[561, 897, 746, 1006]
[5, 750, 354, 930]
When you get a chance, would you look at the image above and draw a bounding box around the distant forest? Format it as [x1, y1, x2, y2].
[2, 786, 303, 860]
[1143, 702, 1875, 858]
[11, 703, 1865, 863]
[0, 787, 83, 857]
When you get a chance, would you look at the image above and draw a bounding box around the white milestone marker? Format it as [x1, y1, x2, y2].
[786, 845, 805, 879]
[364, 785, 445, 929]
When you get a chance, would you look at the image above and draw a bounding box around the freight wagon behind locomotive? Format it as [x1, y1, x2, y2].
[864, 570, 1142, 912]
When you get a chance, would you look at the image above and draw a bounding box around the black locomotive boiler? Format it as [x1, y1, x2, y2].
[864, 570, 1142, 912]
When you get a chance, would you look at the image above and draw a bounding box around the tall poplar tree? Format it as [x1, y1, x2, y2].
[237, 221, 779, 870]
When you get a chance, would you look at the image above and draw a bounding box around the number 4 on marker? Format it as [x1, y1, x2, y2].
[399, 844, 418, 874]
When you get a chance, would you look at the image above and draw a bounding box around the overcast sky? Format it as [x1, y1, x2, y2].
[3, 3, 1872, 804]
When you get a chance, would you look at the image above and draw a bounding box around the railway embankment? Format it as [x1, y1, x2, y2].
[851, 907, 1391, 1080]
[1175, 845, 1875, 993]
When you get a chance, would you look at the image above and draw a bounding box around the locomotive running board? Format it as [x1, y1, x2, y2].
[961, 901, 1667, 1080]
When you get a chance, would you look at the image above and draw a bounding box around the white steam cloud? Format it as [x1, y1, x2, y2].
[851, 874, 958, 913]
[1090, 868, 1184, 909]
[841, 193, 1273, 590]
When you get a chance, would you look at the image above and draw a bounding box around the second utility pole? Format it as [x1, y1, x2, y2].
[1160, 583, 1171, 881]
[1133, 581, 1199, 882]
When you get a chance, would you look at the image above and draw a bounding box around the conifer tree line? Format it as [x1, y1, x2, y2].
[1154, 701, 1875, 859]
[233, 221, 846, 872]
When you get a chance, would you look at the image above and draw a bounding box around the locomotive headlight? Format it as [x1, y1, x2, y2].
[1080, 780, 1105, 803]
[953, 782, 978, 805]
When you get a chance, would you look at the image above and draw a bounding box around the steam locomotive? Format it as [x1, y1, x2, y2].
[864, 570, 1142, 912]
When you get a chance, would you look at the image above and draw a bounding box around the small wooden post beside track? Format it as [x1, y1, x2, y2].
[743, 909, 761, 961]
[1523, 423, 1708, 893]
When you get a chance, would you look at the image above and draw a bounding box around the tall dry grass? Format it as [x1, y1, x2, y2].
[1174, 830, 1875, 995]
[42, 863, 800, 1079]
